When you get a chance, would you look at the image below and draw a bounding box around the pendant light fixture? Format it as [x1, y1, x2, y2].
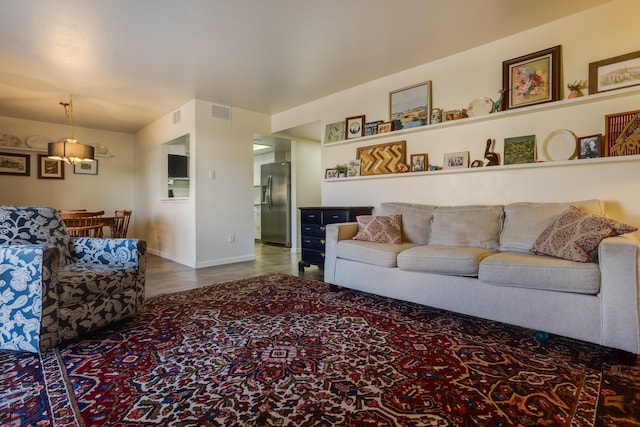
[48, 95, 94, 165]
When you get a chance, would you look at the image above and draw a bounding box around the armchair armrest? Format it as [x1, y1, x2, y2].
[598, 234, 640, 353]
[0, 245, 60, 352]
[70, 238, 147, 266]
[324, 222, 358, 284]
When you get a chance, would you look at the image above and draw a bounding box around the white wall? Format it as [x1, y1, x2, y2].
[290, 137, 322, 250]
[0, 116, 136, 233]
[272, 0, 640, 228]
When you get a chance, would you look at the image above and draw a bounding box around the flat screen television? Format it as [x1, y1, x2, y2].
[168, 154, 188, 178]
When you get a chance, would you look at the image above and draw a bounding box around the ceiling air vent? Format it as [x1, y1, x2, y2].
[211, 103, 232, 121]
[172, 109, 181, 124]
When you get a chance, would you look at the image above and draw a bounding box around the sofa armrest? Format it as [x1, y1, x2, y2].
[0, 245, 61, 352]
[324, 222, 358, 284]
[70, 238, 147, 267]
[598, 234, 640, 353]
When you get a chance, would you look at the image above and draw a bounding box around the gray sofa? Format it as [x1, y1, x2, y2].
[324, 200, 640, 355]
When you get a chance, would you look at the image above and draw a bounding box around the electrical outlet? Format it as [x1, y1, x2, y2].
[228, 233, 235, 243]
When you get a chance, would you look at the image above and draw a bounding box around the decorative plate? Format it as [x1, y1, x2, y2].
[0, 134, 22, 147]
[26, 135, 52, 150]
[92, 143, 108, 155]
[466, 97, 493, 117]
[542, 129, 578, 161]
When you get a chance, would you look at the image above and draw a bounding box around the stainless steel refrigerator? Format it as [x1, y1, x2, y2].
[260, 161, 291, 247]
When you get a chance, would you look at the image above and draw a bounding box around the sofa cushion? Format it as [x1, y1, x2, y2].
[378, 202, 436, 244]
[429, 205, 503, 249]
[531, 206, 637, 262]
[398, 245, 497, 276]
[336, 240, 417, 268]
[500, 200, 604, 253]
[352, 214, 402, 244]
[478, 251, 601, 294]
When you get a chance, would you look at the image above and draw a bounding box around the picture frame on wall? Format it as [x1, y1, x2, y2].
[0, 152, 30, 176]
[324, 121, 345, 144]
[324, 168, 337, 179]
[74, 160, 99, 175]
[364, 120, 383, 136]
[589, 50, 640, 94]
[443, 151, 469, 169]
[390, 81, 431, 130]
[578, 134, 603, 159]
[356, 140, 406, 175]
[345, 115, 366, 139]
[504, 135, 536, 164]
[410, 153, 427, 172]
[38, 154, 64, 179]
[605, 109, 640, 157]
[502, 45, 562, 110]
[377, 122, 392, 134]
[347, 159, 361, 177]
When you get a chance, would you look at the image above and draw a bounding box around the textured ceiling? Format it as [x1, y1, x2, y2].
[0, 0, 611, 133]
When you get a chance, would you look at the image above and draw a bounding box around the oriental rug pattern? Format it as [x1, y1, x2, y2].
[1, 273, 639, 426]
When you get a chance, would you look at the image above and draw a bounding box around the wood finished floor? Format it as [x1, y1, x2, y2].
[145, 242, 324, 298]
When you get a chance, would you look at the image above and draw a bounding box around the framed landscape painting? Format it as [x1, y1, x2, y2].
[0, 152, 30, 176]
[589, 50, 640, 94]
[390, 81, 431, 130]
[504, 135, 536, 164]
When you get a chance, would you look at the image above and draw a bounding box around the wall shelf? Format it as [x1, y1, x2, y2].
[0, 145, 113, 158]
[323, 86, 640, 147]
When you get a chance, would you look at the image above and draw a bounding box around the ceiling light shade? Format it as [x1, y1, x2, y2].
[47, 95, 95, 165]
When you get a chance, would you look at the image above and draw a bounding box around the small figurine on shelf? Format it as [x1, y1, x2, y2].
[567, 80, 586, 98]
[491, 89, 507, 113]
[484, 138, 500, 166]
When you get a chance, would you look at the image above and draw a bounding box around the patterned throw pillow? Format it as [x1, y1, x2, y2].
[352, 214, 403, 244]
[531, 206, 637, 262]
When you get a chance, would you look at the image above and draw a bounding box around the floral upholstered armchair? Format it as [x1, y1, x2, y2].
[0, 206, 146, 353]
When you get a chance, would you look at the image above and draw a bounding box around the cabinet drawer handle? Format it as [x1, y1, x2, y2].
[303, 239, 311, 244]
[321, 253, 325, 258]
[331, 215, 339, 219]
[304, 227, 312, 231]
[320, 226, 325, 231]
[321, 240, 325, 245]
[308, 214, 316, 218]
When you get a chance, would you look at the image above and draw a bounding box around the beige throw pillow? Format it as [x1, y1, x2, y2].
[352, 214, 403, 244]
[531, 206, 637, 262]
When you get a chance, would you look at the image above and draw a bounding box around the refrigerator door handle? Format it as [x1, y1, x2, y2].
[267, 175, 273, 209]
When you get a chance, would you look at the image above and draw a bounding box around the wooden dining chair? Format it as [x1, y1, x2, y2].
[111, 210, 132, 238]
[60, 211, 106, 238]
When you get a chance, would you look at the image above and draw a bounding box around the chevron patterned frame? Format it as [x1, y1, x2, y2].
[356, 140, 406, 175]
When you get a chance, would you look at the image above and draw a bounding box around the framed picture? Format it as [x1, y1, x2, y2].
[347, 159, 361, 177]
[0, 152, 30, 176]
[324, 121, 345, 144]
[589, 50, 640, 94]
[356, 140, 406, 175]
[365, 120, 383, 136]
[377, 122, 392, 134]
[443, 109, 463, 122]
[74, 160, 98, 175]
[38, 154, 64, 179]
[324, 168, 337, 179]
[410, 153, 428, 172]
[390, 81, 431, 130]
[345, 115, 365, 139]
[502, 45, 562, 110]
[504, 135, 536, 164]
[605, 109, 640, 157]
[443, 151, 469, 169]
[578, 134, 603, 159]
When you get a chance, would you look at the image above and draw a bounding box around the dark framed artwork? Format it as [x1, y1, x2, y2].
[605, 110, 640, 156]
[390, 81, 431, 130]
[0, 152, 30, 176]
[578, 134, 603, 159]
[410, 153, 427, 172]
[74, 160, 98, 175]
[364, 120, 383, 136]
[38, 154, 64, 179]
[504, 135, 536, 164]
[502, 45, 562, 110]
[589, 50, 640, 94]
[356, 140, 406, 175]
[345, 115, 366, 139]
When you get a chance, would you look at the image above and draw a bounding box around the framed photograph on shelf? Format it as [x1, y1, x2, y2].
[589, 50, 640, 94]
[410, 153, 427, 172]
[345, 115, 365, 139]
[377, 122, 392, 134]
[74, 160, 98, 175]
[365, 120, 383, 136]
[347, 159, 361, 177]
[502, 45, 561, 110]
[324, 168, 338, 179]
[504, 135, 536, 164]
[443, 151, 469, 169]
[390, 81, 431, 130]
[605, 109, 640, 156]
[324, 121, 345, 144]
[0, 152, 30, 176]
[37, 154, 64, 179]
[578, 134, 603, 159]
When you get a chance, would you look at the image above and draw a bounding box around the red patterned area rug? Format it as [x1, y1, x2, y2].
[1, 273, 639, 426]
